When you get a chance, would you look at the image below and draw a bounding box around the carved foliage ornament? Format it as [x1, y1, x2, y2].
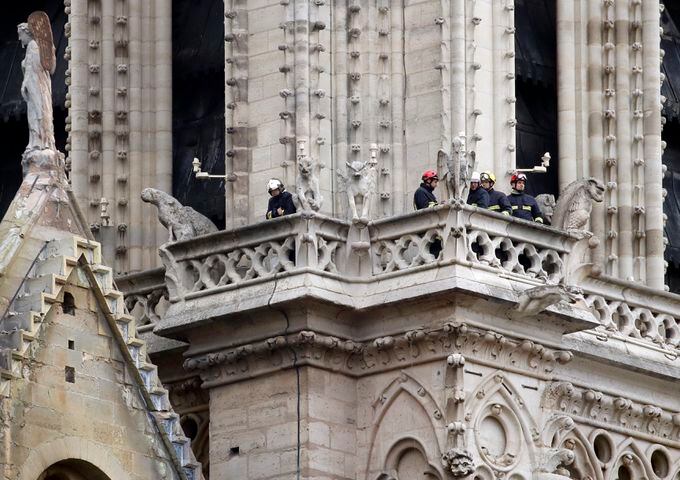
[183, 323, 573, 386]
[543, 381, 680, 440]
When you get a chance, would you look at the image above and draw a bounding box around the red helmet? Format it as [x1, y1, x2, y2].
[422, 170, 439, 182]
[510, 172, 527, 185]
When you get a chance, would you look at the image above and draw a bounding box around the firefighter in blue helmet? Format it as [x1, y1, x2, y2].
[508, 173, 543, 223]
[480, 172, 512, 215]
[466, 171, 489, 208]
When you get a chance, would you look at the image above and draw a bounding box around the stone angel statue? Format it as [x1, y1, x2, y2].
[18, 12, 57, 153]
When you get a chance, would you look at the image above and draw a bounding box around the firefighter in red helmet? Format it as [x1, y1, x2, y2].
[508, 172, 543, 223]
[413, 170, 440, 210]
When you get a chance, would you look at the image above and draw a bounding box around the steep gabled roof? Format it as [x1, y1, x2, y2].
[0, 168, 204, 480]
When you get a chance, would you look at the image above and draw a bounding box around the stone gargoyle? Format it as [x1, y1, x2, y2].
[551, 178, 605, 236]
[511, 284, 583, 318]
[441, 447, 475, 478]
[437, 134, 475, 201]
[534, 447, 575, 480]
[337, 159, 377, 226]
[536, 194, 556, 225]
[293, 156, 323, 212]
[141, 188, 218, 242]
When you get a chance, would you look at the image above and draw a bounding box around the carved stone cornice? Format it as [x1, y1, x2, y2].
[184, 323, 573, 387]
[543, 381, 680, 441]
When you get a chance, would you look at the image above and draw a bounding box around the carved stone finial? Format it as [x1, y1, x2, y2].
[141, 188, 218, 242]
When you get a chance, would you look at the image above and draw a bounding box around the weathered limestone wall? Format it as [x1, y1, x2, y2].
[205, 337, 680, 480]
[210, 368, 358, 479]
[5, 283, 177, 480]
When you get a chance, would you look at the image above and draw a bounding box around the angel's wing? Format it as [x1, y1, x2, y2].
[28, 11, 56, 74]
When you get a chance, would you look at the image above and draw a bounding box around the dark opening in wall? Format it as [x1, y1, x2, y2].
[64, 365, 75, 383]
[0, 2, 67, 220]
[62, 291, 76, 315]
[172, 0, 225, 229]
[514, 0, 558, 197]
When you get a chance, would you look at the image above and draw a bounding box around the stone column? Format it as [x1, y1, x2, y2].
[587, 0, 605, 271]
[642, 0, 664, 289]
[614, 0, 633, 281]
[556, 0, 578, 191]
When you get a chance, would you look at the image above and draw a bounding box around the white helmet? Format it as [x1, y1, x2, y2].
[470, 171, 481, 183]
[267, 178, 284, 193]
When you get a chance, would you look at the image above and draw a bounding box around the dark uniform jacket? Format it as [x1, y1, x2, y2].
[486, 188, 512, 215]
[266, 191, 297, 219]
[467, 187, 489, 208]
[508, 191, 543, 222]
[413, 183, 438, 210]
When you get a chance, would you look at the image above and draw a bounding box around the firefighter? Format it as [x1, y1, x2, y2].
[413, 170, 440, 210]
[466, 171, 489, 208]
[266, 179, 297, 219]
[413, 170, 442, 258]
[508, 173, 543, 223]
[480, 171, 512, 215]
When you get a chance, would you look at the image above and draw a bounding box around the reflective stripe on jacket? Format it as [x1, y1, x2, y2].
[508, 192, 543, 222]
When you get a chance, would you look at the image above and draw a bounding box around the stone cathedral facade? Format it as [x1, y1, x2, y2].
[0, 1, 679, 480]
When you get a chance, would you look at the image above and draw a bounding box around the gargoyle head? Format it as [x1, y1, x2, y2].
[141, 187, 160, 205]
[346, 160, 367, 177]
[442, 448, 475, 478]
[298, 157, 313, 177]
[586, 178, 605, 203]
[535, 194, 556, 223]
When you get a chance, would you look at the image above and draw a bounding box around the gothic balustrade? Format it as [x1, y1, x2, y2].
[116, 267, 168, 332]
[158, 204, 577, 303]
[368, 203, 572, 285]
[582, 276, 680, 351]
[122, 205, 680, 354]
[158, 212, 349, 302]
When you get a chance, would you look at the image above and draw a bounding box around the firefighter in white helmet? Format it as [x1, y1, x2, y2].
[266, 179, 297, 219]
[466, 171, 489, 208]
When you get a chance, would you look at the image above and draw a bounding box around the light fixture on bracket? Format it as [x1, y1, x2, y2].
[192, 157, 236, 182]
[508, 152, 551, 175]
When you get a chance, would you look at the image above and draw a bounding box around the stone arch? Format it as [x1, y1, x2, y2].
[608, 438, 655, 480]
[18, 437, 130, 480]
[38, 459, 111, 480]
[466, 371, 539, 476]
[557, 427, 603, 480]
[365, 372, 446, 479]
[379, 437, 444, 480]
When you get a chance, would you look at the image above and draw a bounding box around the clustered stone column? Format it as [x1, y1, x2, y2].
[556, 0, 666, 288]
[65, 0, 172, 274]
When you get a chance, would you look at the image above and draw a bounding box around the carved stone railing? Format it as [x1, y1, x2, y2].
[159, 205, 580, 303]
[582, 276, 680, 351]
[368, 203, 574, 285]
[140, 204, 680, 355]
[116, 267, 168, 333]
[159, 212, 349, 302]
